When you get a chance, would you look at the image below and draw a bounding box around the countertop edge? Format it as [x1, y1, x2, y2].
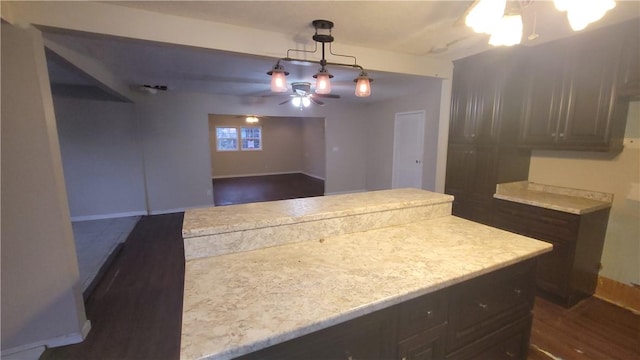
[493, 193, 611, 214]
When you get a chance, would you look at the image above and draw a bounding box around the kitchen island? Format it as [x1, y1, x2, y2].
[181, 189, 551, 360]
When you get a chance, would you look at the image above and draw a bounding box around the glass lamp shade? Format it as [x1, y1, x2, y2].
[270, 69, 288, 92]
[465, 0, 507, 34]
[354, 74, 371, 97]
[314, 70, 332, 94]
[245, 116, 259, 123]
[567, 0, 615, 31]
[291, 97, 302, 107]
[302, 97, 311, 107]
[488, 14, 523, 46]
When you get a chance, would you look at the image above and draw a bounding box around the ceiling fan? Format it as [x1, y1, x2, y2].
[278, 82, 339, 109]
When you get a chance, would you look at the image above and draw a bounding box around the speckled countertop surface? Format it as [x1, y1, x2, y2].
[180, 215, 552, 360]
[494, 181, 613, 215]
[182, 188, 453, 238]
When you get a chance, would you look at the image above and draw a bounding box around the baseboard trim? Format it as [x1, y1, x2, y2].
[300, 172, 325, 181]
[324, 189, 367, 196]
[1, 320, 91, 357]
[212, 171, 301, 179]
[71, 211, 147, 222]
[594, 275, 640, 313]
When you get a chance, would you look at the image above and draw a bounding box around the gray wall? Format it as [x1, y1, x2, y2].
[54, 97, 147, 220]
[301, 117, 326, 179]
[365, 77, 443, 191]
[1, 24, 87, 354]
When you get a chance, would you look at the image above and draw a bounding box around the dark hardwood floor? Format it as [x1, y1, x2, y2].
[41, 213, 185, 360]
[41, 181, 638, 360]
[529, 296, 639, 360]
[212, 173, 324, 206]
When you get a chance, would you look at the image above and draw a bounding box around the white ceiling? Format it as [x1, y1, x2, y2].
[44, 1, 640, 102]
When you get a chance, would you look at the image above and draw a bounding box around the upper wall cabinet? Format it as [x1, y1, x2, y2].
[449, 51, 512, 145]
[518, 19, 637, 152]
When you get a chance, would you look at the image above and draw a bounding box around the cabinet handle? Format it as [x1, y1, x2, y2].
[426, 310, 433, 319]
[559, 133, 565, 138]
[513, 288, 522, 296]
[476, 302, 489, 311]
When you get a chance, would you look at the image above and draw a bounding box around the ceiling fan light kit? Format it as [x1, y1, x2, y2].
[466, 0, 616, 46]
[266, 19, 372, 100]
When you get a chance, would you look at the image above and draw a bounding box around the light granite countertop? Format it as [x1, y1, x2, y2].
[180, 215, 552, 360]
[182, 188, 453, 238]
[494, 181, 613, 215]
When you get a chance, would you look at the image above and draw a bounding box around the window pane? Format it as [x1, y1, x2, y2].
[241, 127, 262, 151]
[216, 127, 238, 151]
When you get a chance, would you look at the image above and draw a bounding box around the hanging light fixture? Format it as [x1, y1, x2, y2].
[554, 0, 616, 31]
[354, 71, 372, 97]
[245, 116, 259, 123]
[267, 19, 372, 98]
[465, 0, 507, 34]
[489, 14, 523, 46]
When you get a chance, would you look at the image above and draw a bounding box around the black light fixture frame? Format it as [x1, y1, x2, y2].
[267, 19, 371, 84]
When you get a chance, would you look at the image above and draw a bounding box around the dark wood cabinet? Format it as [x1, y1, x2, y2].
[517, 19, 635, 152]
[445, 144, 529, 225]
[239, 260, 538, 360]
[493, 199, 610, 307]
[449, 52, 507, 145]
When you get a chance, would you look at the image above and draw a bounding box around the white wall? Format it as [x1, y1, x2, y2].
[54, 97, 147, 220]
[365, 77, 443, 191]
[1, 24, 88, 356]
[529, 101, 640, 285]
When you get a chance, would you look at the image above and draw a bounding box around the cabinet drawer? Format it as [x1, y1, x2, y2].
[398, 324, 446, 360]
[447, 260, 535, 352]
[398, 289, 448, 339]
[446, 314, 532, 360]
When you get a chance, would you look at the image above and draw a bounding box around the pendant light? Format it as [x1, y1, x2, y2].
[266, 19, 373, 99]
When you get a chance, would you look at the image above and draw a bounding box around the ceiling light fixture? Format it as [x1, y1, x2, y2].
[466, 0, 616, 46]
[267, 19, 372, 98]
[245, 116, 259, 123]
[554, 0, 616, 31]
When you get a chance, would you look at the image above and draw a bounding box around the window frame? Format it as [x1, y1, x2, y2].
[215, 126, 239, 152]
[240, 126, 262, 151]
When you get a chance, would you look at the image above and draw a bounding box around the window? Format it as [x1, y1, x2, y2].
[241, 127, 262, 151]
[215, 126, 262, 151]
[216, 127, 238, 151]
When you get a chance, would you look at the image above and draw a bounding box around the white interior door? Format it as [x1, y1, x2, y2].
[392, 111, 425, 189]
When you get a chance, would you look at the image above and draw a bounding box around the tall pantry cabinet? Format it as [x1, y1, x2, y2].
[445, 49, 531, 225]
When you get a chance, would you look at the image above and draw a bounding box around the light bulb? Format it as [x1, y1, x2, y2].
[465, 0, 507, 34]
[554, 0, 616, 31]
[488, 14, 523, 46]
[302, 97, 311, 107]
[291, 97, 301, 107]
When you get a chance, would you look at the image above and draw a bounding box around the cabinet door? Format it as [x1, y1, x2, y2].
[519, 46, 566, 146]
[450, 55, 504, 145]
[445, 146, 476, 198]
[450, 61, 476, 144]
[398, 325, 446, 360]
[560, 37, 620, 148]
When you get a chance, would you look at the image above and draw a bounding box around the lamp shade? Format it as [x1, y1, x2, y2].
[488, 14, 523, 46]
[302, 97, 311, 107]
[354, 72, 371, 97]
[292, 97, 302, 107]
[314, 69, 332, 94]
[465, 0, 506, 34]
[267, 64, 289, 93]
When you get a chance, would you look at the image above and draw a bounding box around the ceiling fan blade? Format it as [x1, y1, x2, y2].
[315, 93, 340, 99]
[279, 99, 291, 105]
